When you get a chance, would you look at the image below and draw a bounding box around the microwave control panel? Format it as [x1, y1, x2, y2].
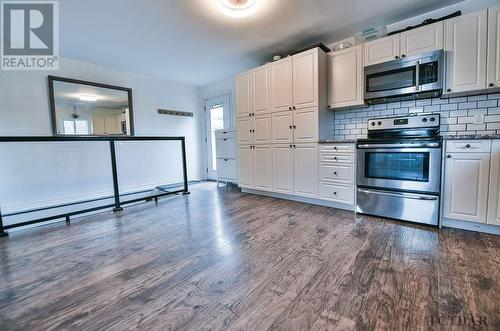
[419, 61, 439, 85]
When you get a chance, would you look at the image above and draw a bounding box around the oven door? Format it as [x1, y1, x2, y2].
[357, 144, 442, 194]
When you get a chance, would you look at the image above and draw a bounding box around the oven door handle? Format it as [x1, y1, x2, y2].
[357, 142, 440, 149]
[358, 188, 439, 201]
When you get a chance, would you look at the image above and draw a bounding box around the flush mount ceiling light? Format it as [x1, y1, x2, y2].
[216, 0, 259, 18]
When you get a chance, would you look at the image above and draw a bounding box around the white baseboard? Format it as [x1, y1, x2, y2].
[442, 218, 500, 236]
[241, 188, 356, 212]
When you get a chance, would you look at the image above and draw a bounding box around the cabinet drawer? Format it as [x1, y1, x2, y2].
[319, 144, 355, 153]
[319, 182, 355, 204]
[319, 153, 355, 164]
[216, 137, 237, 159]
[215, 130, 236, 139]
[319, 163, 355, 184]
[217, 158, 237, 180]
[446, 140, 491, 153]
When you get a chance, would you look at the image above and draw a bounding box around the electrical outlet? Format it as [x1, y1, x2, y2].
[474, 114, 484, 125]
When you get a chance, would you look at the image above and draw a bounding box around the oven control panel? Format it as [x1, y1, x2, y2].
[368, 113, 440, 131]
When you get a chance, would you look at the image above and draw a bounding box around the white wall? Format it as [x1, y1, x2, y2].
[0, 57, 205, 217]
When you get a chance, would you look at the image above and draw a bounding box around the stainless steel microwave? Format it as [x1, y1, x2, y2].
[364, 50, 444, 103]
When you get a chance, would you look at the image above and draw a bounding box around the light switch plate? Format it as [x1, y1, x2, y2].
[474, 114, 484, 125]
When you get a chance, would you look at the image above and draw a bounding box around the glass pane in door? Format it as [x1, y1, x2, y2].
[365, 152, 430, 182]
[210, 104, 224, 171]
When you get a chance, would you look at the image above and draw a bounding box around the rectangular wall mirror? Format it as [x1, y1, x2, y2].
[49, 76, 134, 136]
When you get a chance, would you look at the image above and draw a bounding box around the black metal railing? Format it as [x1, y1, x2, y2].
[0, 136, 190, 237]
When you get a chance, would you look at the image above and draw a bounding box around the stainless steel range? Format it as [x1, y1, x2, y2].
[356, 113, 443, 226]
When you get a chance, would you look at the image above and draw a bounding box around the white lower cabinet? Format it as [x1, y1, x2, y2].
[238, 145, 254, 189]
[487, 141, 500, 225]
[238, 145, 272, 191]
[294, 144, 319, 198]
[318, 144, 356, 205]
[272, 144, 294, 194]
[319, 182, 355, 204]
[443, 141, 491, 223]
[254, 145, 272, 191]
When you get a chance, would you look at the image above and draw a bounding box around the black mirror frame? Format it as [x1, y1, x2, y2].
[48, 75, 135, 137]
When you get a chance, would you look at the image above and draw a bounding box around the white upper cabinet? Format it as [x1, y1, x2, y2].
[364, 35, 400, 66]
[236, 70, 252, 118]
[400, 21, 444, 57]
[292, 48, 319, 109]
[253, 64, 271, 114]
[271, 57, 293, 112]
[272, 111, 293, 144]
[487, 5, 500, 89]
[328, 45, 364, 109]
[444, 10, 488, 94]
[294, 144, 318, 198]
[488, 141, 500, 226]
[253, 114, 272, 145]
[443, 151, 491, 223]
[254, 145, 273, 191]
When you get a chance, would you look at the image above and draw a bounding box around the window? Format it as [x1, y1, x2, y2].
[210, 104, 224, 170]
[63, 120, 90, 135]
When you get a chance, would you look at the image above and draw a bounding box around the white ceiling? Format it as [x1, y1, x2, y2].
[60, 0, 464, 87]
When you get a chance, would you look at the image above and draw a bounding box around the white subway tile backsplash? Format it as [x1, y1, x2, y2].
[442, 117, 458, 125]
[331, 94, 500, 139]
[458, 116, 475, 124]
[387, 102, 401, 109]
[449, 110, 468, 117]
[401, 100, 416, 107]
[432, 98, 448, 105]
[416, 99, 432, 106]
[478, 100, 498, 108]
[488, 107, 500, 115]
[468, 108, 487, 116]
[448, 124, 466, 131]
[424, 105, 440, 112]
[467, 95, 487, 101]
[458, 102, 477, 110]
[466, 124, 486, 131]
[440, 103, 458, 111]
[485, 115, 500, 122]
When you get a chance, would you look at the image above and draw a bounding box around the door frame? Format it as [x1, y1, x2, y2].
[204, 93, 231, 180]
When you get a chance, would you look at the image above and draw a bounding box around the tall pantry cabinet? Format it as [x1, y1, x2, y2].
[236, 47, 327, 198]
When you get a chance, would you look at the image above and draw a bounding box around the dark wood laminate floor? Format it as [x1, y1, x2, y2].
[0, 182, 499, 330]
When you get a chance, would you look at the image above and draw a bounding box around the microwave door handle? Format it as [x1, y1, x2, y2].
[415, 61, 420, 91]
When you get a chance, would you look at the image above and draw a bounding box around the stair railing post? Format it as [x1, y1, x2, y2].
[109, 140, 123, 211]
[181, 137, 190, 195]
